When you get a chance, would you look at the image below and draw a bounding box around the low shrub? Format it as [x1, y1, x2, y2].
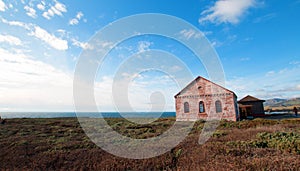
[253, 132, 300, 154]
[212, 130, 227, 138]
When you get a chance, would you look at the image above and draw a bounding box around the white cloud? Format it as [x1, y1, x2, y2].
[37, 1, 45, 11]
[210, 39, 223, 47]
[0, 34, 22, 46]
[199, 0, 256, 24]
[71, 38, 93, 50]
[99, 41, 114, 48]
[0, 18, 31, 30]
[42, 1, 67, 20]
[265, 71, 275, 77]
[1, 18, 69, 51]
[227, 66, 300, 100]
[94, 74, 179, 112]
[56, 29, 67, 37]
[290, 61, 300, 65]
[30, 26, 68, 51]
[42, 13, 50, 19]
[69, 11, 84, 25]
[76, 11, 84, 19]
[37, 4, 45, 11]
[24, 5, 37, 18]
[0, 48, 73, 111]
[94, 77, 114, 111]
[137, 41, 152, 53]
[54, 1, 66, 12]
[179, 29, 204, 40]
[0, 0, 6, 11]
[69, 18, 79, 25]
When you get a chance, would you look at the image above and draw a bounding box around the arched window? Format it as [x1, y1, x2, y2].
[199, 101, 205, 113]
[215, 100, 222, 113]
[184, 102, 189, 113]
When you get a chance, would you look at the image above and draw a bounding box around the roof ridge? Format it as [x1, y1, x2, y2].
[238, 95, 265, 102]
[174, 76, 236, 97]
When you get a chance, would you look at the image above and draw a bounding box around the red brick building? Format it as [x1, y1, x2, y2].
[174, 76, 240, 121]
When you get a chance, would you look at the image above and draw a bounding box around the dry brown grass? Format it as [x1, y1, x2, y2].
[264, 105, 300, 112]
[0, 118, 299, 170]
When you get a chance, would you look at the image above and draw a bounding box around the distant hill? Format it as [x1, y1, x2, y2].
[264, 98, 288, 107]
[264, 97, 300, 109]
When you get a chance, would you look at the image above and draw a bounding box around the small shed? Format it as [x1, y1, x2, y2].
[238, 95, 265, 119]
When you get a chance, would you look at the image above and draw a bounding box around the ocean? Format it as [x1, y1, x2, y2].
[0, 112, 176, 119]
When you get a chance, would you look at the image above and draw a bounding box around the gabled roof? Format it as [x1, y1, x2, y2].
[238, 95, 265, 103]
[174, 76, 236, 98]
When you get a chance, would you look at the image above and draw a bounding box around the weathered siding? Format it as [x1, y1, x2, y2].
[239, 101, 265, 115]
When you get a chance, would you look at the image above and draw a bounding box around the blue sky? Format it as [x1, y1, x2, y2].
[0, 0, 300, 112]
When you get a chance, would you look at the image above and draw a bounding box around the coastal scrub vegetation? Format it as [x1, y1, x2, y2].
[0, 117, 299, 170]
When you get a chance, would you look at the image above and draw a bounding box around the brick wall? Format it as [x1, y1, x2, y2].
[175, 77, 239, 121]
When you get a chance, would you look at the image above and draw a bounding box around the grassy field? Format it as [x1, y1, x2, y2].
[0, 117, 300, 170]
[264, 105, 300, 112]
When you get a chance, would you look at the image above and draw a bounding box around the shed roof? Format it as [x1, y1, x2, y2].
[238, 95, 265, 103]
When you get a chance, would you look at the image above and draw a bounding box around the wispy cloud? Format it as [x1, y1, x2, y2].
[0, 34, 22, 46]
[227, 66, 300, 99]
[24, 5, 37, 18]
[1, 18, 68, 51]
[253, 13, 276, 23]
[199, 0, 257, 24]
[0, 0, 6, 11]
[265, 71, 275, 77]
[179, 29, 204, 40]
[240, 57, 250, 61]
[71, 38, 93, 50]
[289, 61, 300, 65]
[1, 18, 31, 30]
[42, 1, 67, 20]
[69, 11, 84, 25]
[29, 26, 68, 51]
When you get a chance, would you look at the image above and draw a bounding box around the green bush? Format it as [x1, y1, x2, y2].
[251, 132, 300, 154]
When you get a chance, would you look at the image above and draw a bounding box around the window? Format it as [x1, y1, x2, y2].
[199, 101, 205, 113]
[184, 102, 189, 113]
[215, 100, 222, 113]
